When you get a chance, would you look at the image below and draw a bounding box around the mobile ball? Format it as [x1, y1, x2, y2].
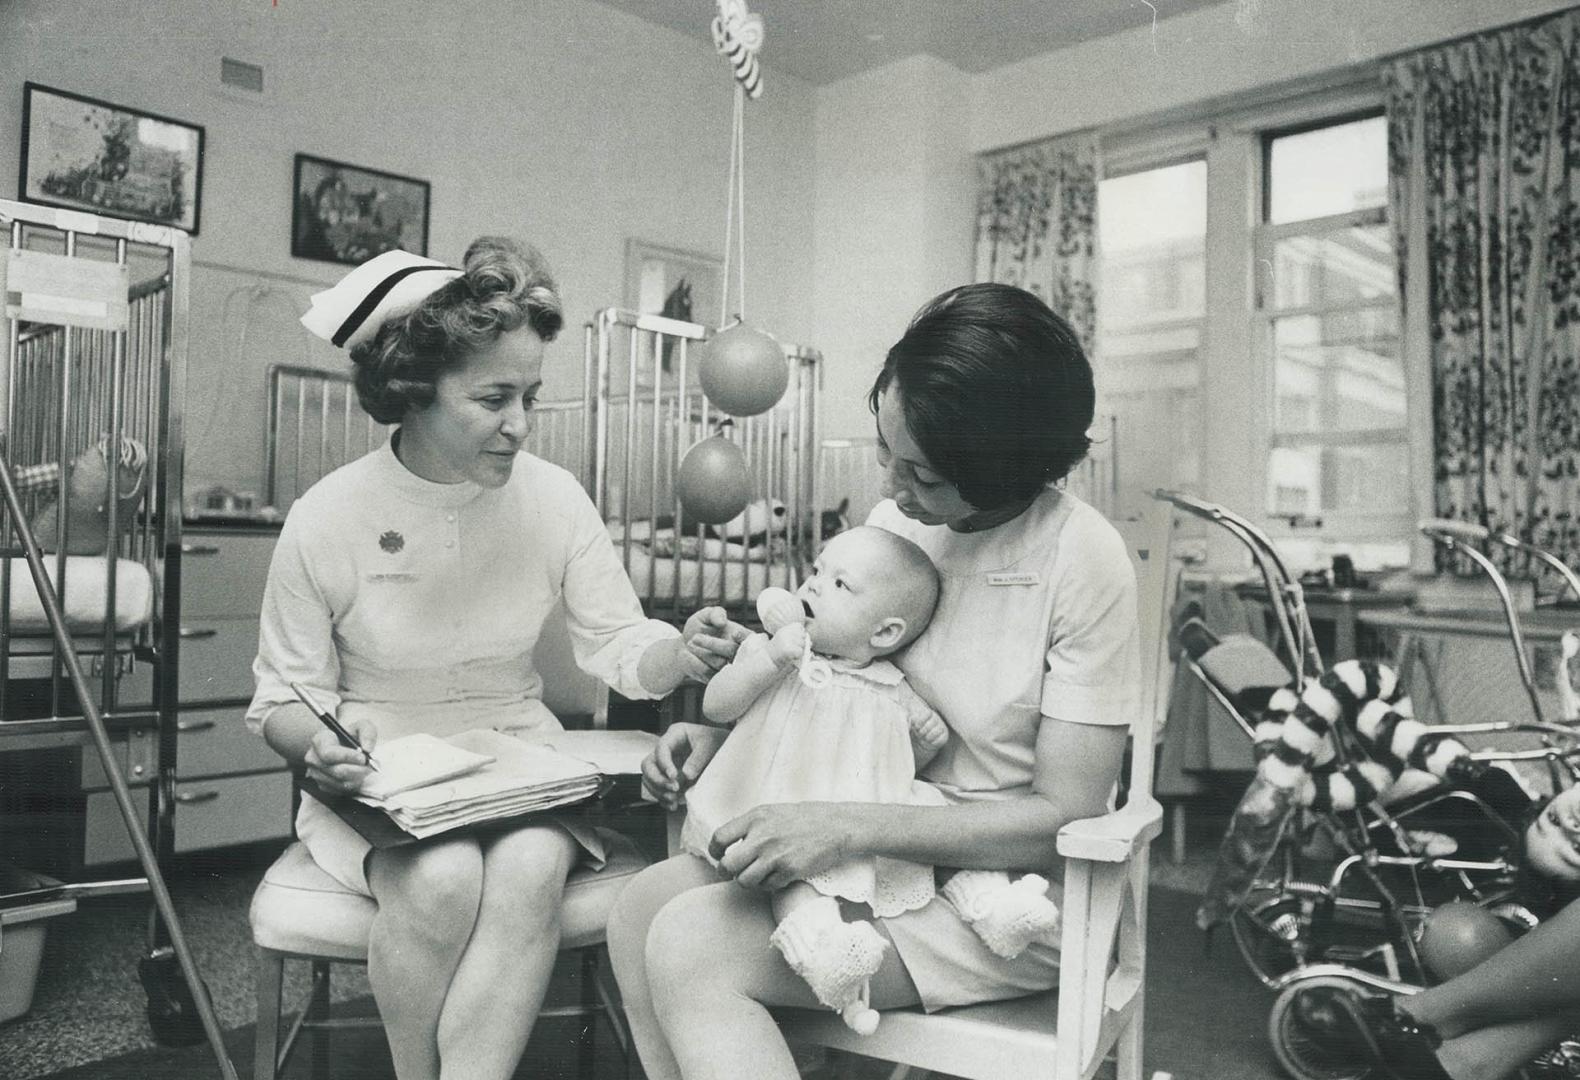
[676, 435, 751, 524]
[699, 323, 788, 418]
[1417, 902, 1514, 981]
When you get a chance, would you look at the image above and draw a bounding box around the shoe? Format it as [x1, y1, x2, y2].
[1289, 985, 1450, 1080]
[1526, 1039, 1580, 1079]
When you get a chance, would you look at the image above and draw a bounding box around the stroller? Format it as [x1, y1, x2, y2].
[1153, 492, 1580, 1080]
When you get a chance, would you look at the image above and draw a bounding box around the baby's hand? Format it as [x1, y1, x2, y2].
[768, 623, 809, 666]
[909, 711, 949, 752]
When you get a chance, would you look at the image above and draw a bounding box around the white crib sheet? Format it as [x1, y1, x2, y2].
[4, 556, 154, 634]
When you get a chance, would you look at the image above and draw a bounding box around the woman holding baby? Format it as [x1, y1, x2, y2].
[608, 282, 1143, 1079]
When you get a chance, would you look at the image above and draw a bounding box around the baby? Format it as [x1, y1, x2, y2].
[1524, 782, 1580, 885]
[681, 526, 1061, 1033]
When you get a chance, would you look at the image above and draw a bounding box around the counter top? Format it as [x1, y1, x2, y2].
[1360, 607, 1580, 642]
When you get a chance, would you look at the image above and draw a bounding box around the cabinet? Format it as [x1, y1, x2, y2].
[81, 525, 292, 865]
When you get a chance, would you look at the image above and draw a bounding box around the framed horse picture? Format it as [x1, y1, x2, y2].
[623, 239, 723, 390]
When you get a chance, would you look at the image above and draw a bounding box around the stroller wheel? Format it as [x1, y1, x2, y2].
[1269, 976, 1379, 1080]
[1232, 893, 1314, 984]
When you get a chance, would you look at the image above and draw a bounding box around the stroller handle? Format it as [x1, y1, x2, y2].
[1419, 521, 1548, 728]
[1419, 518, 1491, 543]
[1421, 518, 1580, 604]
[1154, 489, 1324, 684]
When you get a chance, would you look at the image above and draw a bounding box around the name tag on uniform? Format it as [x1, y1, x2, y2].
[365, 571, 419, 583]
[986, 571, 1039, 586]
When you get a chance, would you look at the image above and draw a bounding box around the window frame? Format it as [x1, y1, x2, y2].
[1254, 109, 1410, 543]
[1094, 155, 1211, 509]
[1096, 81, 1422, 570]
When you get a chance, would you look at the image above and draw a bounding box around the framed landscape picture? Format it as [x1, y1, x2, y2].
[292, 153, 430, 266]
[20, 82, 205, 234]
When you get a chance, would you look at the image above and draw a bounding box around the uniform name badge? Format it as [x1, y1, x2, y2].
[986, 571, 1039, 586]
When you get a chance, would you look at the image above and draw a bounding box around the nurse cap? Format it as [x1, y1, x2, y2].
[300, 250, 462, 351]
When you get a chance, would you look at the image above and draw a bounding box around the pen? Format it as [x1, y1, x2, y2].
[290, 681, 380, 771]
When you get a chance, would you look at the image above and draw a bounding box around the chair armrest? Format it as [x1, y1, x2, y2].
[1056, 798, 1163, 863]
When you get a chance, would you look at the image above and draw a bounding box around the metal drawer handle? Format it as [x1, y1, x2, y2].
[181, 543, 220, 556]
[175, 719, 216, 733]
[174, 789, 221, 805]
[178, 627, 218, 640]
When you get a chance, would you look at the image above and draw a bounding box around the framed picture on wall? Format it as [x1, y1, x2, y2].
[623, 239, 724, 388]
[19, 82, 205, 234]
[291, 153, 430, 266]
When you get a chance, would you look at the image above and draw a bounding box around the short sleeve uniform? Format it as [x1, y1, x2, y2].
[865, 486, 1140, 1009]
[681, 634, 946, 917]
[247, 439, 677, 894]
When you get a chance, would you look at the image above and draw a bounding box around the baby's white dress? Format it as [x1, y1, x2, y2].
[682, 633, 945, 917]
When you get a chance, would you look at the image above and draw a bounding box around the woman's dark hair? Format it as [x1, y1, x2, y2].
[350, 236, 563, 423]
[867, 283, 1094, 509]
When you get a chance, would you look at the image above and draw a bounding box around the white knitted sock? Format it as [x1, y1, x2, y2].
[942, 870, 1060, 959]
[770, 896, 886, 1034]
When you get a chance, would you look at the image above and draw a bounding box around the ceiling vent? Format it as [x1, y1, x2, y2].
[220, 57, 265, 94]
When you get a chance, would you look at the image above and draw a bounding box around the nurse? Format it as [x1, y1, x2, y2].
[607, 282, 1142, 1080]
[246, 238, 746, 1080]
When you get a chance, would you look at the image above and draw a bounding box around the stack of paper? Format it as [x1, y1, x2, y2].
[357, 729, 604, 839]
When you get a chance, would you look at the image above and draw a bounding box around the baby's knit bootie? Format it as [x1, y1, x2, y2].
[942, 870, 1061, 959]
[770, 896, 886, 1035]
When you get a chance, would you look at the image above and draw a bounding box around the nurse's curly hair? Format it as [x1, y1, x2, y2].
[350, 236, 563, 424]
[868, 283, 1094, 510]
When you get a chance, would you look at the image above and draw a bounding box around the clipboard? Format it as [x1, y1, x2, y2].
[299, 773, 635, 849]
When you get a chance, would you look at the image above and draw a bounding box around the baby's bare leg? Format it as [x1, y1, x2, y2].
[769, 879, 825, 925]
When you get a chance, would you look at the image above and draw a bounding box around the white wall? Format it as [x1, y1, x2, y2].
[809, 0, 1579, 444]
[0, 0, 817, 500]
[811, 55, 973, 444]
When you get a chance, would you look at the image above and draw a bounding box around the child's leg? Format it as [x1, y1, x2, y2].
[769, 879, 825, 926]
[941, 870, 1061, 959]
[768, 882, 887, 1035]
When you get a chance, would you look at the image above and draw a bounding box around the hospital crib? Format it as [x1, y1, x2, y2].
[0, 199, 239, 1072]
[587, 307, 821, 623]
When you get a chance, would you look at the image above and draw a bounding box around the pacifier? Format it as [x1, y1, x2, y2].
[756, 587, 832, 690]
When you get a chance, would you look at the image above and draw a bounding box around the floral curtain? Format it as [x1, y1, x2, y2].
[973, 131, 1099, 355]
[1384, 10, 1580, 581]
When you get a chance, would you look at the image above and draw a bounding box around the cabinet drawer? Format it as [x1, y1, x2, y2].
[176, 617, 259, 703]
[180, 531, 279, 619]
[173, 705, 281, 779]
[83, 770, 293, 865]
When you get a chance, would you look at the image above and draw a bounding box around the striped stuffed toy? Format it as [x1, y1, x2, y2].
[1198, 659, 1477, 930]
[1254, 659, 1474, 812]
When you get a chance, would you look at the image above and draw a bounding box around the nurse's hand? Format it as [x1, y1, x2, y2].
[681, 606, 751, 676]
[641, 722, 728, 810]
[303, 715, 381, 795]
[711, 803, 853, 891]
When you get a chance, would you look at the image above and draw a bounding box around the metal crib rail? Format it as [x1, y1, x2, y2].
[0, 447, 240, 1080]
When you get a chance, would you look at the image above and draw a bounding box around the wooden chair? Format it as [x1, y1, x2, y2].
[247, 600, 644, 1080]
[773, 500, 1179, 1080]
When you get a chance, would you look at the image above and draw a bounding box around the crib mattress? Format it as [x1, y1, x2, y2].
[4, 556, 154, 635]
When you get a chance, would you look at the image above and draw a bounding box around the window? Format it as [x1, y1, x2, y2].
[1258, 113, 1409, 563]
[1099, 96, 1417, 573]
[1096, 160, 1207, 506]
